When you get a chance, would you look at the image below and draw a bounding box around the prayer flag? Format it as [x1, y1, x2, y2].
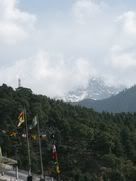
[17, 112, 25, 127]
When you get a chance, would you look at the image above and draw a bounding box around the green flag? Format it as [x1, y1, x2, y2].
[29, 116, 38, 130]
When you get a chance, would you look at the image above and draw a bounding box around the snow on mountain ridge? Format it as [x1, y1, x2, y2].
[60, 77, 124, 102]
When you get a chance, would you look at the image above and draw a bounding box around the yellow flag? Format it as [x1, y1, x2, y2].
[56, 164, 61, 174]
[9, 131, 17, 137]
[17, 112, 25, 127]
[31, 134, 37, 141]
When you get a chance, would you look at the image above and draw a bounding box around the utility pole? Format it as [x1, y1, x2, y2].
[18, 78, 21, 88]
[37, 116, 44, 181]
[24, 109, 32, 181]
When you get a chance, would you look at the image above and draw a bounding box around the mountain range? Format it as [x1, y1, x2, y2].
[78, 85, 136, 113]
[61, 77, 124, 102]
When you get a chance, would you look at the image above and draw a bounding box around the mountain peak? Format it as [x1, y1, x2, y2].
[60, 77, 124, 102]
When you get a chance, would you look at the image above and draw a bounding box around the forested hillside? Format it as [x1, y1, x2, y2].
[0, 84, 136, 181]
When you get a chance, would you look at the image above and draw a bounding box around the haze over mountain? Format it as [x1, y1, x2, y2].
[78, 85, 136, 113]
[59, 77, 124, 102]
[1, 0, 136, 98]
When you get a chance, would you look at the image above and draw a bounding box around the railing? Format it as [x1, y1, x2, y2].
[0, 171, 56, 181]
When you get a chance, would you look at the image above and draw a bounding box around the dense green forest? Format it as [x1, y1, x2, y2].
[0, 84, 136, 181]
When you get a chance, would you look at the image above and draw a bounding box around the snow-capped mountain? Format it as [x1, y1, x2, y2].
[78, 85, 136, 112]
[61, 77, 125, 102]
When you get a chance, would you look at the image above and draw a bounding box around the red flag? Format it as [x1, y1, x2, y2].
[52, 144, 58, 160]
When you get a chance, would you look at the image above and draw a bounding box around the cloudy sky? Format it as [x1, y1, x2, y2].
[0, 0, 136, 97]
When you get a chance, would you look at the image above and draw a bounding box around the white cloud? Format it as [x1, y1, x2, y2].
[0, 0, 36, 44]
[1, 0, 136, 97]
[72, 0, 106, 24]
[117, 11, 136, 35]
[102, 10, 136, 86]
[0, 51, 95, 97]
[111, 47, 136, 69]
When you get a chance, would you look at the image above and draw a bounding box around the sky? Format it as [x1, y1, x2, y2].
[1, 0, 136, 97]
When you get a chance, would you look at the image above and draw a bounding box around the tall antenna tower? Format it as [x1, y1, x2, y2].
[18, 78, 21, 88]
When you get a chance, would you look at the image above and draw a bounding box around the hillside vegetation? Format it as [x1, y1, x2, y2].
[0, 84, 136, 180]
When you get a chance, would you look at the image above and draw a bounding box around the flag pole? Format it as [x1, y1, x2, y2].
[24, 108, 32, 177]
[37, 116, 44, 180]
[52, 136, 61, 181]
